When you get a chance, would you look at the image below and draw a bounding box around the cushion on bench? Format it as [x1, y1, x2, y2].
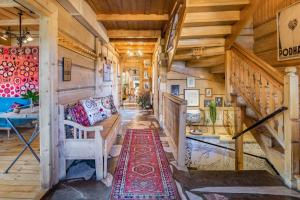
[87, 114, 119, 139]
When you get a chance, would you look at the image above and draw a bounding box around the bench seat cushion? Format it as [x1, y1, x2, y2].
[87, 114, 119, 140]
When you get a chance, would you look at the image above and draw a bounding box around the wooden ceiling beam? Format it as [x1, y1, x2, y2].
[0, 8, 17, 19]
[0, 18, 39, 26]
[177, 38, 225, 49]
[184, 11, 240, 25]
[210, 64, 225, 73]
[97, 14, 169, 21]
[118, 49, 154, 54]
[174, 46, 225, 60]
[0, 0, 18, 7]
[108, 30, 161, 39]
[120, 53, 152, 59]
[109, 38, 158, 43]
[115, 45, 154, 50]
[186, 0, 250, 12]
[186, 55, 225, 68]
[180, 26, 231, 39]
[112, 41, 156, 46]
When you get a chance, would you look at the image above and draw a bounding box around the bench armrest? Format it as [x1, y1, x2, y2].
[63, 120, 103, 132]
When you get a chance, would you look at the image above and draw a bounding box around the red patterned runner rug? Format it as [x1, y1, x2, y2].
[110, 129, 180, 200]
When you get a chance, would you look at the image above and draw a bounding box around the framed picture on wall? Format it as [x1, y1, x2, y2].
[62, 57, 72, 81]
[204, 99, 212, 107]
[187, 77, 196, 88]
[144, 82, 150, 90]
[103, 63, 112, 82]
[205, 88, 212, 97]
[171, 85, 180, 96]
[215, 97, 223, 107]
[184, 89, 200, 107]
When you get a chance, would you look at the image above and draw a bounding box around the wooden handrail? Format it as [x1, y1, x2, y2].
[232, 106, 287, 139]
[232, 43, 284, 85]
[186, 136, 280, 175]
[163, 92, 187, 105]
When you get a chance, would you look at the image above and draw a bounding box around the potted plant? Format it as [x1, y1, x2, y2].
[209, 101, 217, 134]
[136, 91, 151, 109]
[21, 90, 39, 108]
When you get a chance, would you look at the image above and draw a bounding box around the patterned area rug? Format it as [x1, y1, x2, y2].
[110, 129, 180, 200]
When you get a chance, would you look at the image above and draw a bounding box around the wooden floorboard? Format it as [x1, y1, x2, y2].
[0, 129, 41, 200]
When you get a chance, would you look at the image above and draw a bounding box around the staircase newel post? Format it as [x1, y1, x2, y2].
[232, 96, 245, 171]
[283, 67, 300, 188]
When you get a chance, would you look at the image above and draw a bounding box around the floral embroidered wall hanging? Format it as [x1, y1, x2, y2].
[0, 46, 39, 97]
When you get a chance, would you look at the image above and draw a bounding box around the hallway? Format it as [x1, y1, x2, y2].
[43, 107, 172, 200]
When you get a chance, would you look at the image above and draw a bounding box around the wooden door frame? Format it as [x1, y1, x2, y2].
[20, 0, 59, 189]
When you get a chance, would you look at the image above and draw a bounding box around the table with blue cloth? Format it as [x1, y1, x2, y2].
[0, 107, 39, 173]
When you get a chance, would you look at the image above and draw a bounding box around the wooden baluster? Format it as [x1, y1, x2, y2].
[261, 78, 268, 115]
[257, 75, 262, 112]
[265, 81, 271, 114]
[240, 60, 244, 92]
[246, 66, 251, 99]
[252, 73, 256, 103]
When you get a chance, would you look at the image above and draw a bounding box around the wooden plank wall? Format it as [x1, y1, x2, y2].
[51, 0, 119, 105]
[166, 71, 226, 108]
[253, 0, 300, 68]
[54, 0, 96, 104]
[166, 71, 235, 135]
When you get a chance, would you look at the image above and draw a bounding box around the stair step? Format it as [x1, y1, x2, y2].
[174, 169, 283, 190]
[271, 138, 285, 154]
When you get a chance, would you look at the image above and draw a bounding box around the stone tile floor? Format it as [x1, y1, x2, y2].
[43, 106, 300, 200]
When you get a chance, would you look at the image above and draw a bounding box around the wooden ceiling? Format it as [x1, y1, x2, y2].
[86, 0, 176, 31]
[86, 0, 177, 56]
[0, 6, 39, 32]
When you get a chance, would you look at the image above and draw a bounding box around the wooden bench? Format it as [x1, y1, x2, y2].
[58, 105, 121, 180]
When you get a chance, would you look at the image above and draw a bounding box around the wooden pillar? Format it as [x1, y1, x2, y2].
[232, 96, 245, 171]
[159, 65, 167, 125]
[152, 46, 159, 120]
[283, 67, 299, 187]
[225, 50, 233, 102]
[177, 101, 187, 167]
[39, 10, 59, 188]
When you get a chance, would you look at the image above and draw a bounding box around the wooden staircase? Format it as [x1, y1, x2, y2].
[165, 0, 300, 190]
[170, 0, 258, 73]
[226, 43, 300, 189]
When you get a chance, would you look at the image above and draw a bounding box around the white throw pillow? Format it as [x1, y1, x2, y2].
[94, 98, 112, 118]
[80, 99, 105, 125]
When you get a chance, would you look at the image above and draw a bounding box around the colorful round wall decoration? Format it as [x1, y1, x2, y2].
[0, 46, 39, 97]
